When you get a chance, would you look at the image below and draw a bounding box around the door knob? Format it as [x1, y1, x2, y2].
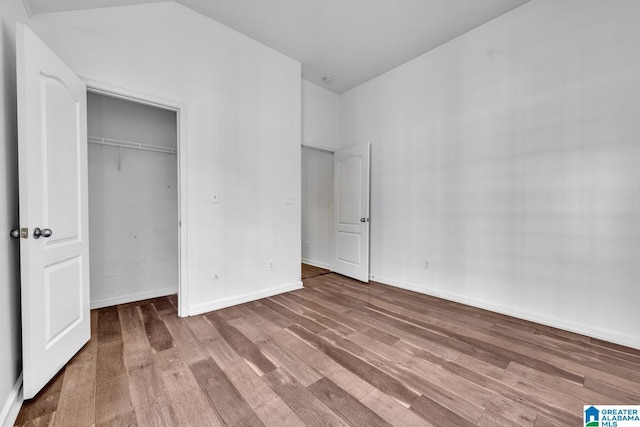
[33, 228, 53, 239]
[360, 218, 366, 222]
[10, 228, 28, 239]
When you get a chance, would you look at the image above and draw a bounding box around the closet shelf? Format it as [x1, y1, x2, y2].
[88, 136, 177, 154]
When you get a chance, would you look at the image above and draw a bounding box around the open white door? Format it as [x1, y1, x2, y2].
[331, 142, 370, 282]
[16, 24, 90, 399]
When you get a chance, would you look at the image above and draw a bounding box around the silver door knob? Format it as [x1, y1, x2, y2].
[360, 218, 366, 222]
[33, 228, 53, 239]
[10, 228, 28, 239]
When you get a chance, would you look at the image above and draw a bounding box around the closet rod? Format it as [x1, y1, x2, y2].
[88, 136, 177, 155]
[301, 144, 334, 154]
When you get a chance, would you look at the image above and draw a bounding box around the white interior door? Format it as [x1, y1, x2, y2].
[331, 142, 370, 282]
[16, 24, 90, 399]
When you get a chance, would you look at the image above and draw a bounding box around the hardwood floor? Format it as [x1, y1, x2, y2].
[15, 271, 640, 426]
[301, 263, 330, 279]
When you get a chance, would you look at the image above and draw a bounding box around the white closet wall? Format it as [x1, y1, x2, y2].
[88, 92, 178, 308]
[301, 148, 333, 268]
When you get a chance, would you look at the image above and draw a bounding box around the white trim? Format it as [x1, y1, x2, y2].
[188, 281, 303, 317]
[302, 258, 331, 270]
[81, 77, 190, 318]
[84, 79, 180, 112]
[22, 0, 33, 19]
[371, 274, 640, 351]
[90, 287, 177, 310]
[302, 144, 334, 154]
[0, 374, 23, 427]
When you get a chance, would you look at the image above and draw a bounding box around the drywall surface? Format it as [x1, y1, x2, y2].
[0, 1, 29, 424]
[301, 147, 333, 268]
[340, 0, 640, 348]
[302, 80, 340, 151]
[31, 2, 301, 315]
[88, 92, 178, 308]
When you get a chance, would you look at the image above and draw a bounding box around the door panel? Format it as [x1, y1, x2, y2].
[42, 75, 81, 242]
[331, 142, 370, 282]
[336, 232, 361, 264]
[17, 24, 90, 399]
[337, 155, 362, 224]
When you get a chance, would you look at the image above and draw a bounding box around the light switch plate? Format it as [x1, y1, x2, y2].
[211, 191, 220, 204]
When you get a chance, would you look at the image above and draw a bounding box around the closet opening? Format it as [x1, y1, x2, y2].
[301, 145, 334, 277]
[87, 90, 181, 311]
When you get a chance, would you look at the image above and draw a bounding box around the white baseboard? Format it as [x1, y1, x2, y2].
[371, 274, 640, 350]
[302, 258, 331, 270]
[90, 286, 177, 309]
[1, 373, 23, 427]
[188, 281, 304, 316]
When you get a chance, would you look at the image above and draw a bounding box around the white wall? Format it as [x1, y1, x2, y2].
[31, 2, 301, 315]
[301, 81, 340, 268]
[302, 80, 340, 151]
[340, 0, 640, 348]
[0, 1, 29, 424]
[87, 92, 178, 308]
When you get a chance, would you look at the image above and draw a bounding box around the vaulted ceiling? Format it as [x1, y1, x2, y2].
[26, 0, 531, 93]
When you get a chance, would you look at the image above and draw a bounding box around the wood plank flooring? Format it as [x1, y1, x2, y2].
[301, 264, 330, 280]
[15, 265, 640, 426]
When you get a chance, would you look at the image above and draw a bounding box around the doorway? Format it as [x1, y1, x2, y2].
[86, 91, 179, 309]
[301, 145, 334, 271]
[301, 143, 371, 282]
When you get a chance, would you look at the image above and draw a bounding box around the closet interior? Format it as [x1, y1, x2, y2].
[87, 92, 179, 308]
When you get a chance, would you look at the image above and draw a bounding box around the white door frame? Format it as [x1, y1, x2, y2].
[301, 144, 335, 270]
[301, 143, 335, 270]
[83, 78, 189, 317]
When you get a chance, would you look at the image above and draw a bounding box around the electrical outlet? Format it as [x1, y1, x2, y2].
[268, 260, 274, 271]
[284, 194, 294, 205]
[423, 259, 430, 270]
[212, 269, 219, 280]
[305, 241, 310, 250]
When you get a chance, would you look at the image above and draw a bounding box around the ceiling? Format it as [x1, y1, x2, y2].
[26, 0, 532, 94]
